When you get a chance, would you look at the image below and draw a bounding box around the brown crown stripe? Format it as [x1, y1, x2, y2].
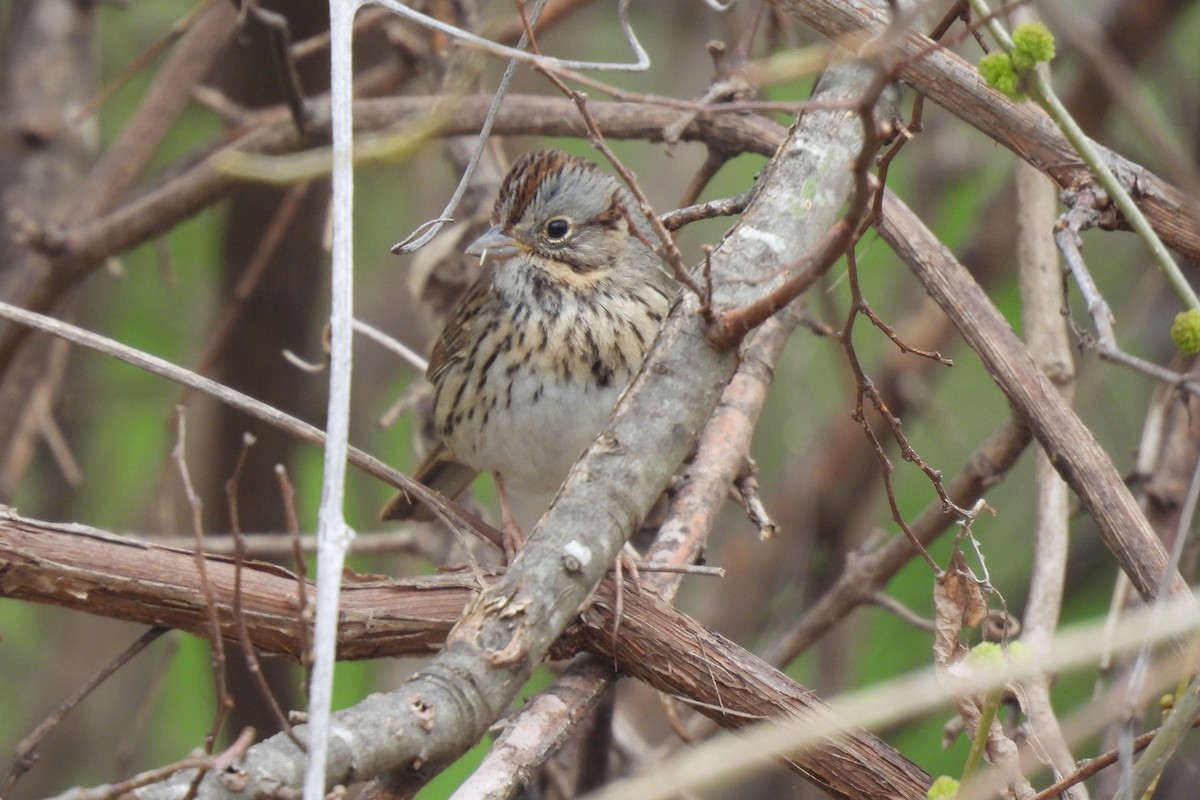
[497, 150, 600, 230]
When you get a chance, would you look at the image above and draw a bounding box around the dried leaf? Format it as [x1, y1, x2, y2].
[933, 549, 988, 667]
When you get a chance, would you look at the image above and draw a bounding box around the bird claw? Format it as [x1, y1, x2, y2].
[496, 473, 523, 564]
[616, 542, 643, 596]
[609, 542, 644, 660]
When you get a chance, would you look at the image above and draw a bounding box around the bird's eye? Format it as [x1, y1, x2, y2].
[544, 218, 571, 240]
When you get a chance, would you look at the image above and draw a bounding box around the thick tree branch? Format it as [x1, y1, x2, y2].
[1014, 137, 1084, 797]
[455, 285, 805, 798]
[0, 509, 931, 799]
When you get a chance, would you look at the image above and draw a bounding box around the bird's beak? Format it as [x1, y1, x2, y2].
[465, 224, 521, 260]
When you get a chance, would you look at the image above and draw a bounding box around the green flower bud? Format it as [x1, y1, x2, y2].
[979, 52, 1023, 100]
[927, 775, 960, 800]
[967, 641, 1004, 667]
[1012, 23, 1056, 69]
[1006, 641, 1032, 662]
[1171, 309, 1200, 355]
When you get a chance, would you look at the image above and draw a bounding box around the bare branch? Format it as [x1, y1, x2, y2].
[876, 190, 1188, 604]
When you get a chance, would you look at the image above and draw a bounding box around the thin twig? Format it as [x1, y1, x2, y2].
[275, 465, 312, 675]
[1055, 194, 1200, 397]
[659, 191, 753, 232]
[226, 433, 306, 752]
[72, 1, 215, 123]
[0, 300, 506, 551]
[390, 0, 551, 253]
[839, 250, 949, 571]
[240, 4, 310, 134]
[188, 181, 316, 392]
[3, 628, 167, 794]
[171, 408, 229, 800]
[352, 318, 429, 373]
[731, 458, 778, 540]
[1029, 719, 1200, 800]
[871, 592, 937, 632]
[45, 727, 256, 800]
[764, 416, 1032, 666]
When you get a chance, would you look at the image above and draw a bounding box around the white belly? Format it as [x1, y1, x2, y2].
[448, 369, 624, 494]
